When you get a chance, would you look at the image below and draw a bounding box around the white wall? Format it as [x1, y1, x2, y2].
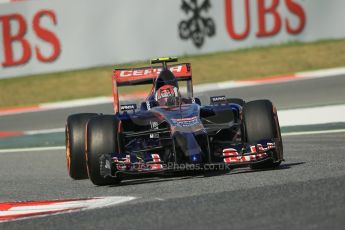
[0, 0, 344, 79]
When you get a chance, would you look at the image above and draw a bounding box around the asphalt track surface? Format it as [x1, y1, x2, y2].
[1, 75, 345, 229]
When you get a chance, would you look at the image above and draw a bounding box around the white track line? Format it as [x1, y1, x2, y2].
[0, 146, 65, 153]
[296, 67, 345, 78]
[282, 129, 345, 136]
[40, 97, 113, 110]
[278, 104, 345, 127]
[24, 128, 65, 135]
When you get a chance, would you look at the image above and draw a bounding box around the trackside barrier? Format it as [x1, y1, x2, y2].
[0, 0, 345, 79]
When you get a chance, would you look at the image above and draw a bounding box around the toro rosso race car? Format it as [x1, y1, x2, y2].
[65, 57, 284, 186]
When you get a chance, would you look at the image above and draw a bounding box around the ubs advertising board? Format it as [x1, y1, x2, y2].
[0, 0, 345, 79]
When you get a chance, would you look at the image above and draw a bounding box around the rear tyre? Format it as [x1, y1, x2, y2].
[86, 115, 121, 186]
[66, 113, 98, 180]
[243, 100, 283, 169]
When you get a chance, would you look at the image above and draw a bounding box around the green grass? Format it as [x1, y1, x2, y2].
[1, 39, 345, 108]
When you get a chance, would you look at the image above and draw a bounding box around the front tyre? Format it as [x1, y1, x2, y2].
[66, 113, 98, 180]
[86, 115, 121, 186]
[243, 100, 283, 169]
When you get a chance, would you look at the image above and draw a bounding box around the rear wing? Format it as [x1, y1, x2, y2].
[112, 63, 193, 113]
[113, 63, 192, 86]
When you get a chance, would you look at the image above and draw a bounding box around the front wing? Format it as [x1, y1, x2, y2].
[98, 139, 279, 178]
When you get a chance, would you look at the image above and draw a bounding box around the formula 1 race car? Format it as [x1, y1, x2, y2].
[65, 57, 284, 186]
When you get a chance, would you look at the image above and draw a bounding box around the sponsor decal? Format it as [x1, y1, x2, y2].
[0, 9, 61, 68]
[150, 121, 159, 129]
[120, 104, 137, 111]
[224, 0, 306, 40]
[171, 116, 199, 127]
[179, 0, 216, 48]
[0, 197, 135, 223]
[118, 65, 183, 78]
[210, 95, 226, 103]
[149, 121, 159, 138]
[149, 133, 159, 139]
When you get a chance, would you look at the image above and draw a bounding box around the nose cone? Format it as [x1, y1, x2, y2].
[174, 132, 206, 164]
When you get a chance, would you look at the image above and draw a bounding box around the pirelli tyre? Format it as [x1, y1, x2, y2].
[66, 113, 98, 180]
[243, 100, 283, 169]
[86, 115, 121, 186]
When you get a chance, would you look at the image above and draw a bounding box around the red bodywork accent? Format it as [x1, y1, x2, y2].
[222, 143, 275, 163]
[151, 154, 163, 169]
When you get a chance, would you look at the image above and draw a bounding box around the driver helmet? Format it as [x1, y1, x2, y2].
[154, 85, 180, 106]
